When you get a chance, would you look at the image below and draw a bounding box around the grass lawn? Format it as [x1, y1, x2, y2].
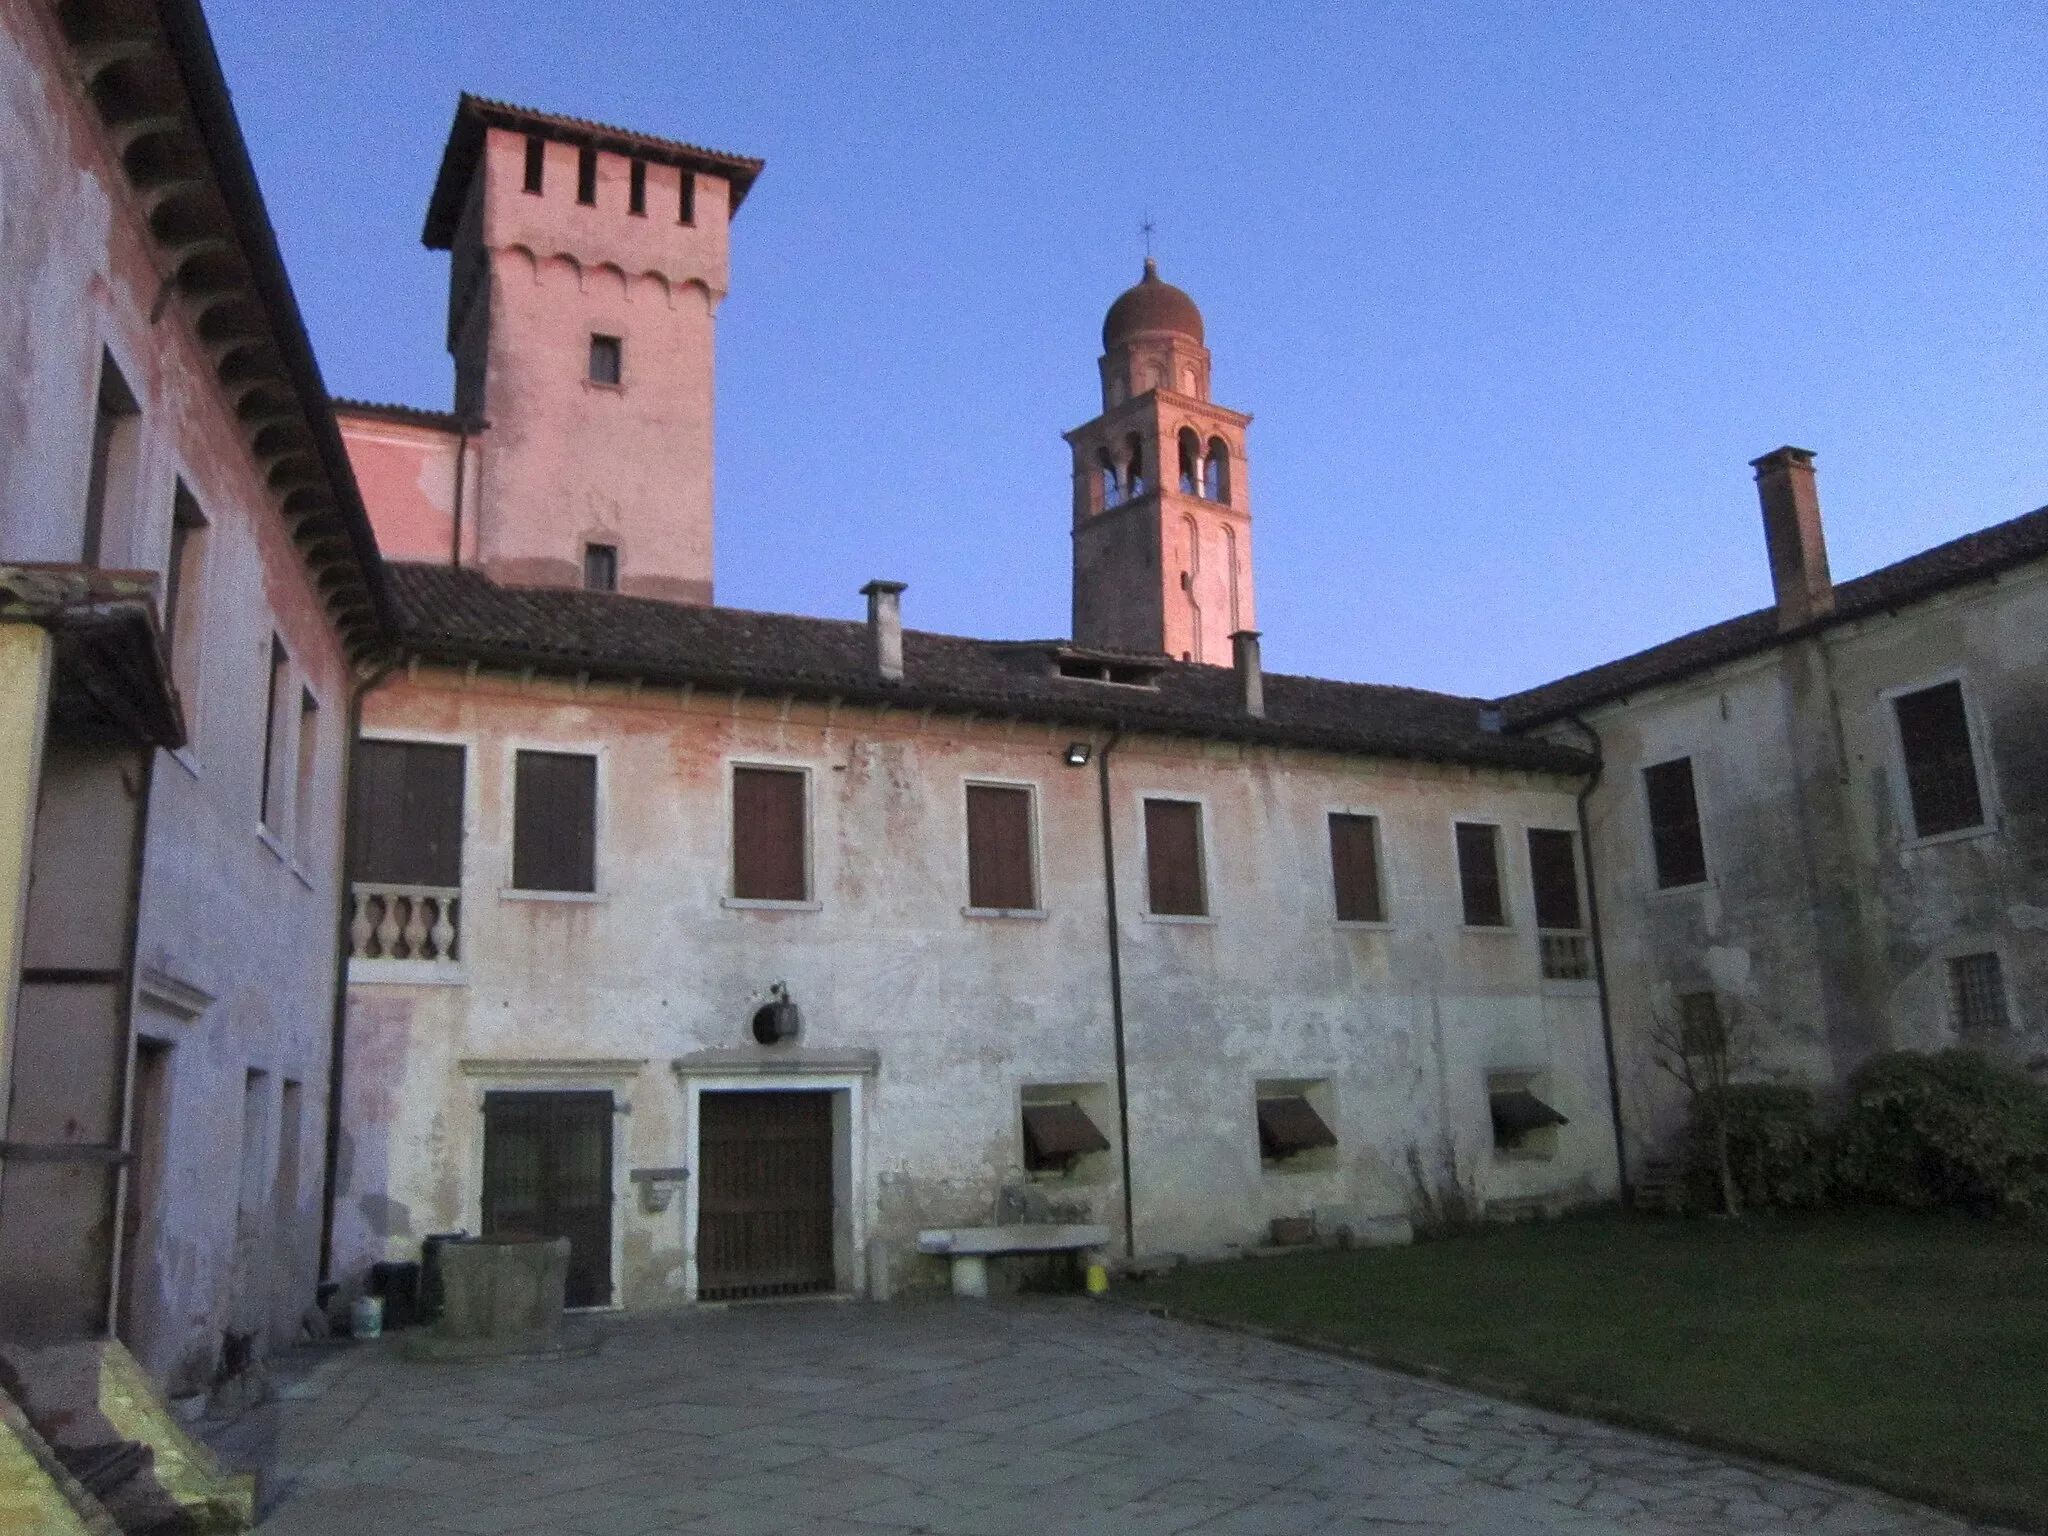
[1134, 1211, 2048, 1530]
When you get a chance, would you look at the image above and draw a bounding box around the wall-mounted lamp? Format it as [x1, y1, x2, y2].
[752, 982, 801, 1045]
[1063, 742, 1092, 767]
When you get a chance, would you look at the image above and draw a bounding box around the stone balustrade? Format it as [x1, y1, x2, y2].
[350, 883, 460, 964]
[1539, 931, 1592, 981]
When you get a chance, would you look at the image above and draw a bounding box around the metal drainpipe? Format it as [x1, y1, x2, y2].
[1094, 727, 1136, 1259]
[1567, 713, 1631, 1208]
[449, 421, 470, 568]
[317, 655, 397, 1283]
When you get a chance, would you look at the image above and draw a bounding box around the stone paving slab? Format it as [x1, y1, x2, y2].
[240, 1298, 2015, 1535]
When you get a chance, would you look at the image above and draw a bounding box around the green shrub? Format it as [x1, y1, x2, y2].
[1684, 1084, 1830, 1212]
[1834, 1050, 2048, 1220]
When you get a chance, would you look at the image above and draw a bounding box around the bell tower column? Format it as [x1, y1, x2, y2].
[1064, 261, 1254, 662]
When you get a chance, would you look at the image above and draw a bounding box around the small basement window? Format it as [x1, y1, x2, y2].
[1256, 1095, 1337, 1161]
[1948, 952, 2008, 1034]
[1020, 1101, 1109, 1175]
[1489, 1076, 1567, 1158]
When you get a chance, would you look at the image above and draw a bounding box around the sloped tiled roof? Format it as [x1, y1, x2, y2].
[332, 398, 465, 432]
[386, 563, 1592, 776]
[1502, 502, 2048, 727]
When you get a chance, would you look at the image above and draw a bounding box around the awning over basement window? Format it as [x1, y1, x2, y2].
[1490, 1088, 1569, 1136]
[1257, 1096, 1337, 1159]
[1021, 1102, 1109, 1169]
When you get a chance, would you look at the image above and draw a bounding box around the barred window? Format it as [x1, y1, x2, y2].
[1948, 953, 2008, 1033]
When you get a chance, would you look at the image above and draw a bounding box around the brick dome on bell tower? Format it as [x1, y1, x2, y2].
[1065, 260, 1254, 663]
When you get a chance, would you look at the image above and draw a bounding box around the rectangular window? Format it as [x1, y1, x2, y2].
[576, 143, 598, 204]
[1327, 812, 1384, 923]
[732, 766, 807, 901]
[349, 739, 465, 887]
[1489, 1073, 1567, 1157]
[523, 134, 546, 194]
[162, 482, 208, 699]
[1020, 1101, 1108, 1175]
[589, 334, 622, 386]
[1256, 1095, 1337, 1161]
[83, 351, 140, 566]
[1454, 822, 1505, 926]
[679, 170, 696, 225]
[1894, 682, 1985, 838]
[583, 543, 618, 592]
[292, 689, 319, 862]
[1143, 798, 1206, 916]
[1948, 953, 2008, 1033]
[965, 784, 1035, 911]
[628, 159, 647, 215]
[1643, 757, 1708, 888]
[512, 750, 597, 893]
[258, 637, 289, 830]
[1528, 827, 1590, 979]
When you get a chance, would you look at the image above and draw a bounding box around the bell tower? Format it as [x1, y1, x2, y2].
[1064, 260, 1254, 661]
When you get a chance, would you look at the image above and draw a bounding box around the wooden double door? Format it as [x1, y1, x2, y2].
[696, 1090, 836, 1301]
[481, 1090, 613, 1307]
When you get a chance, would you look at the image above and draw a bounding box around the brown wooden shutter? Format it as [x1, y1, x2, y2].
[513, 750, 597, 892]
[1328, 813, 1384, 922]
[966, 785, 1035, 910]
[349, 740, 465, 887]
[1144, 799, 1206, 916]
[1893, 682, 1984, 837]
[1454, 822, 1506, 926]
[733, 767, 806, 900]
[1526, 828, 1581, 930]
[1643, 757, 1707, 887]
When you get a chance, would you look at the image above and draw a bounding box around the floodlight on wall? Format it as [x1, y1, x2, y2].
[1063, 742, 1092, 767]
[751, 982, 801, 1045]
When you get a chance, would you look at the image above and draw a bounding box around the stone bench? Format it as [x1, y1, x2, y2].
[916, 1223, 1112, 1298]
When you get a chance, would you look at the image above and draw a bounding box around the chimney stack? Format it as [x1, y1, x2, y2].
[1751, 447, 1834, 632]
[861, 580, 907, 684]
[1231, 630, 1264, 718]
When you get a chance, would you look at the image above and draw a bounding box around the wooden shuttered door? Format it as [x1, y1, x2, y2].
[1526, 828, 1581, 930]
[1144, 799, 1206, 916]
[1327, 813, 1384, 922]
[1454, 822, 1506, 926]
[480, 1090, 614, 1308]
[349, 739, 464, 886]
[966, 785, 1034, 910]
[732, 767, 806, 900]
[696, 1090, 836, 1300]
[513, 750, 597, 893]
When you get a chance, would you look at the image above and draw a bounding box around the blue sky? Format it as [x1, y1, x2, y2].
[210, 2, 2048, 697]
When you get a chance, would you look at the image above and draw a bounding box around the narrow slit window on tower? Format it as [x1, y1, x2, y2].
[1454, 821, 1506, 927]
[679, 170, 696, 225]
[82, 350, 140, 566]
[576, 144, 598, 205]
[583, 543, 618, 592]
[1098, 448, 1121, 509]
[628, 159, 647, 216]
[523, 134, 546, 194]
[1178, 428, 1200, 494]
[1124, 433, 1147, 496]
[589, 334, 622, 386]
[1205, 437, 1230, 504]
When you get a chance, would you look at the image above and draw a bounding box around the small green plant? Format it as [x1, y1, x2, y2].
[1834, 1050, 2048, 1220]
[1685, 1084, 1830, 1212]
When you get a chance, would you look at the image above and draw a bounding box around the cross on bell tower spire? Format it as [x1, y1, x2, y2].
[1060, 262, 1255, 663]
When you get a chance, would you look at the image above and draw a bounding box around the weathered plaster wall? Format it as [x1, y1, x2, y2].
[0, 1, 352, 1393]
[1575, 563, 2048, 1161]
[455, 126, 729, 604]
[332, 412, 477, 567]
[337, 669, 1616, 1306]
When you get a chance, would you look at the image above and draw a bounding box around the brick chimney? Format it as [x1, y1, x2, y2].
[1231, 630, 1264, 718]
[1751, 447, 1834, 632]
[861, 580, 906, 684]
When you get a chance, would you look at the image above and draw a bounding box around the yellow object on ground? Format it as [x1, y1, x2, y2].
[0, 1384, 119, 1536]
[91, 1342, 256, 1532]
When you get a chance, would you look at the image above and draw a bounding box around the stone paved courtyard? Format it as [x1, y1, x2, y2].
[240, 1298, 2010, 1535]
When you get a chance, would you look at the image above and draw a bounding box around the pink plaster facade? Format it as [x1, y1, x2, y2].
[330, 408, 479, 568]
[0, 0, 368, 1397]
[443, 123, 736, 603]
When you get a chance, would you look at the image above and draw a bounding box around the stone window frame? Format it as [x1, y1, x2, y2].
[720, 756, 821, 912]
[1323, 801, 1394, 931]
[1447, 815, 1515, 932]
[1637, 752, 1716, 898]
[1134, 788, 1216, 924]
[960, 776, 1047, 920]
[498, 735, 611, 903]
[1879, 670, 1999, 850]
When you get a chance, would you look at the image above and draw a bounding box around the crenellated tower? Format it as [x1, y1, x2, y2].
[1064, 260, 1254, 661]
[421, 96, 762, 603]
